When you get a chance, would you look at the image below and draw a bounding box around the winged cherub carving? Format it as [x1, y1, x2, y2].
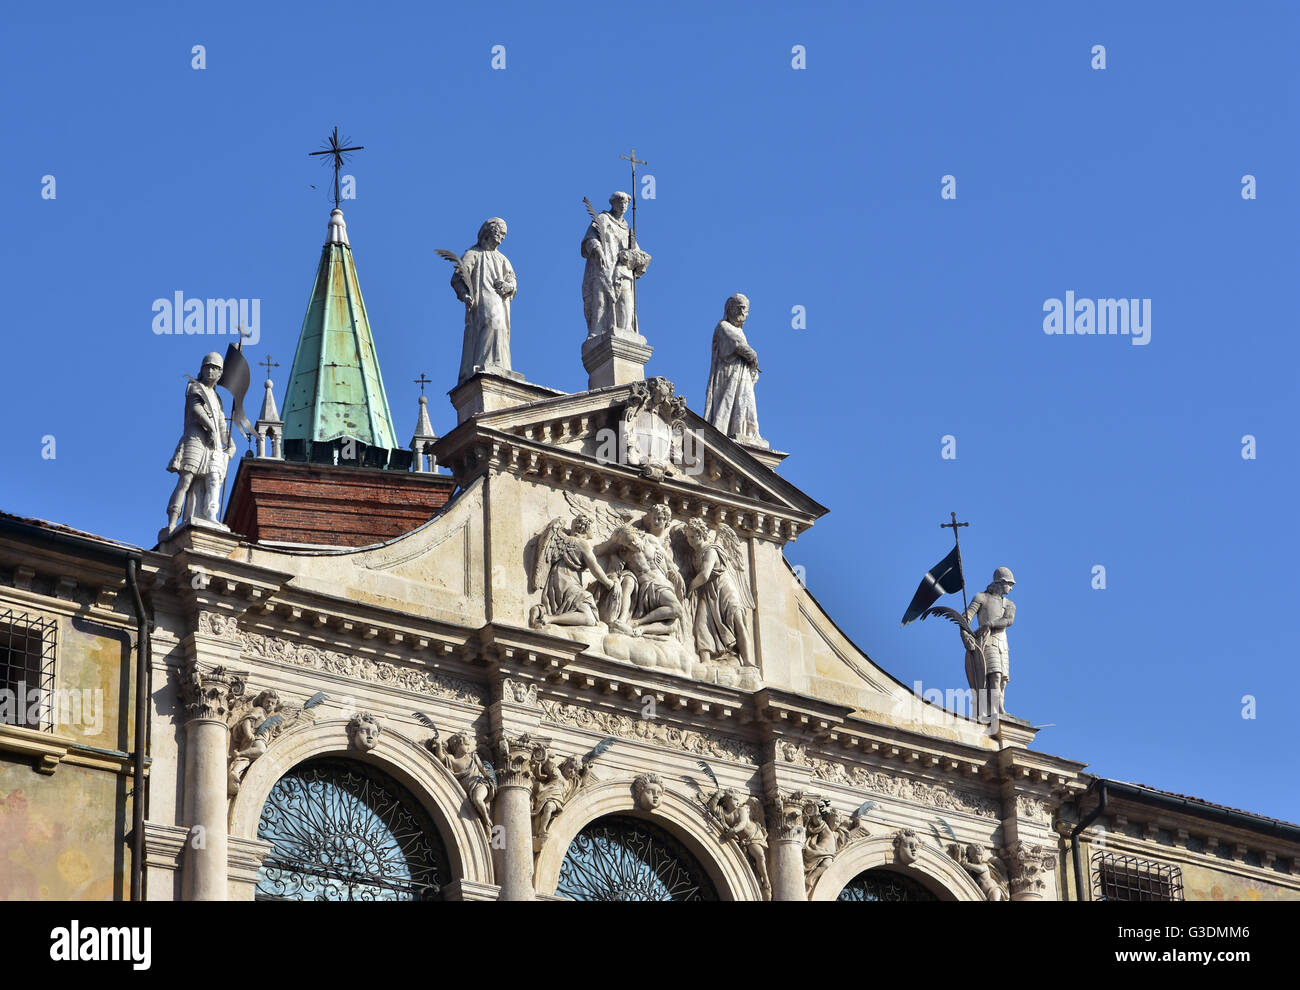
[529, 514, 615, 629]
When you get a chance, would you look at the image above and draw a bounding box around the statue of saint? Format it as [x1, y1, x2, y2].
[166, 351, 235, 532]
[704, 294, 763, 444]
[581, 191, 651, 338]
[447, 217, 517, 383]
[963, 567, 1016, 717]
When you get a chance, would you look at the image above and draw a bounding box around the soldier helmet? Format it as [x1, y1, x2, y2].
[200, 351, 224, 371]
[993, 566, 1015, 586]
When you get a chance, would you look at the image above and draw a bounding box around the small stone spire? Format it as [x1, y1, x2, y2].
[326, 207, 350, 246]
[410, 375, 438, 472]
[255, 378, 284, 459]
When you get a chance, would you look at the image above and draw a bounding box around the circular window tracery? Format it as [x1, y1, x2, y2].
[837, 868, 938, 901]
[556, 815, 718, 901]
[255, 758, 449, 901]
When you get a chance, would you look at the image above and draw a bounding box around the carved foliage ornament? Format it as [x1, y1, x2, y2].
[237, 630, 484, 705]
[539, 699, 756, 764]
[804, 755, 999, 819]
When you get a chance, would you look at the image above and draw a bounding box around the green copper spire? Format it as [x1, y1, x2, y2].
[282, 208, 398, 450]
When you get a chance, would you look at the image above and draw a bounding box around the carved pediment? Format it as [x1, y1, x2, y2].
[433, 377, 827, 546]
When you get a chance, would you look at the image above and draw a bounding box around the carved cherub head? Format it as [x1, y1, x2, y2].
[251, 690, 280, 714]
[570, 513, 595, 537]
[446, 732, 471, 756]
[633, 773, 664, 811]
[966, 843, 987, 865]
[347, 712, 381, 752]
[895, 828, 921, 865]
[719, 787, 747, 813]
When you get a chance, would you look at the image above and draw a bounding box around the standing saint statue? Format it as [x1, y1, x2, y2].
[963, 567, 1016, 717]
[443, 217, 517, 384]
[166, 351, 236, 532]
[581, 191, 651, 338]
[704, 293, 764, 445]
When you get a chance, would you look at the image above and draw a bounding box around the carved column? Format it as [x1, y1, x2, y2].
[1002, 839, 1055, 901]
[179, 654, 245, 901]
[494, 733, 540, 901]
[768, 791, 811, 902]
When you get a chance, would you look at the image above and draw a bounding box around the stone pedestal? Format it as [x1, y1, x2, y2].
[582, 331, 652, 389]
[450, 372, 564, 426]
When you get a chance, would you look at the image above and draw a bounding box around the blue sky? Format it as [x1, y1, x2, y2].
[1, 1, 1296, 821]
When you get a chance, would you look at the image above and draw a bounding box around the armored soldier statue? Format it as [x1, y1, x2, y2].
[963, 567, 1016, 717]
[166, 351, 236, 532]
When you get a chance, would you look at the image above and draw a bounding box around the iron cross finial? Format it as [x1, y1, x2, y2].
[309, 126, 364, 209]
[260, 354, 280, 381]
[414, 373, 432, 396]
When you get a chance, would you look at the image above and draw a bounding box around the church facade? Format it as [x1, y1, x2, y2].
[1, 203, 1297, 902]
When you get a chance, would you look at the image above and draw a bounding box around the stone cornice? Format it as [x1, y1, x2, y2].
[434, 424, 818, 545]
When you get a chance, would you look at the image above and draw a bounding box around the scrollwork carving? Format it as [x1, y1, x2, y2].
[538, 699, 756, 763]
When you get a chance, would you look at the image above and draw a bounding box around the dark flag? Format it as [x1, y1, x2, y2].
[900, 545, 964, 626]
[217, 343, 253, 435]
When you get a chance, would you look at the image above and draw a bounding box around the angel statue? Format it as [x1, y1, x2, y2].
[802, 798, 870, 895]
[438, 217, 517, 385]
[427, 731, 497, 831]
[950, 842, 1008, 901]
[920, 566, 1016, 719]
[226, 689, 326, 796]
[683, 517, 755, 667]
[529, 514, 615, 629]
[530, 737, 612, 843]
[702, 785, 771, 900]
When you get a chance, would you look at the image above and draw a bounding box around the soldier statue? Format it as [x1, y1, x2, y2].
[166, 351, 236, 532]
[963, 567, 1016, 718]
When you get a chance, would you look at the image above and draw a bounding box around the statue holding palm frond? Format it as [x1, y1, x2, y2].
[921, 567, 1017, 718]
[428, 731, 496, 831]
[701, 785, 771, 899]
[438, 217, 517, 384]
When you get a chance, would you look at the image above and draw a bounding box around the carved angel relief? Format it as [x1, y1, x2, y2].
[226, 689, 327, 796]
[802, 798, 871, 895]
[949, 842, 1009, 901]
[527, 490, 759, 685]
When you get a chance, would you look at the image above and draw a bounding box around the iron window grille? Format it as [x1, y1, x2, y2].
[1092, 851, 1184, 902]
[0, 608, 58, 732]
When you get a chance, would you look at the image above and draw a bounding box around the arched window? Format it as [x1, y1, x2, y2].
[837, 868, 938, 901]
[556, 815, 718, 901]
[256, 758, 450, 901]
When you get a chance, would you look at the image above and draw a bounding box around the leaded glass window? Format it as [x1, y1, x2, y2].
[256, 758, 449, 901]
[837, 869, 938, 901]
[556, 815, 718, 901]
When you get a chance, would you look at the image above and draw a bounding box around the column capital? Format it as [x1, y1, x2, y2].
[180, 658, 248, 722]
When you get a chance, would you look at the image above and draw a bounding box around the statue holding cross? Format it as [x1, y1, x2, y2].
[581, 149, 652, 339]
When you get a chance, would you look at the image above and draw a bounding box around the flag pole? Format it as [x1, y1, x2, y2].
[941, 511, 970, 613]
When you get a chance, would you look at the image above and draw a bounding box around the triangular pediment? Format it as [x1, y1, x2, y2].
[434, 377, 827, 544]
